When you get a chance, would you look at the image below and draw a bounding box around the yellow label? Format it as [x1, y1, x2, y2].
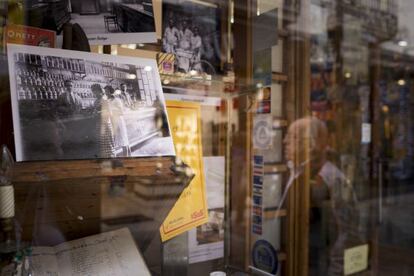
[160, 101, 208, 241]
[344, 244, 369, 275]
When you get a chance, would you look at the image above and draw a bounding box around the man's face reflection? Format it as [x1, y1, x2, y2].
[283, 117, 328, 165]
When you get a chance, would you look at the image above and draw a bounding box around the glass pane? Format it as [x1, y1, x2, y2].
[0, 0, 413, 276]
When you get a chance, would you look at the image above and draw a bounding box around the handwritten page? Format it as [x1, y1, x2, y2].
[31, 228, 150, 276]
[31, 247, 59, 276]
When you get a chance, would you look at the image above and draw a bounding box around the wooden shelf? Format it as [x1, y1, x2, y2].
[264, 164, 288, 174]
[273, 119, 288, 128]
[13, 157, 192, 183]
[264, 209, 287, 219]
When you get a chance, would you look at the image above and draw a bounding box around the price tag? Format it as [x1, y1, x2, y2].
[361, 123, 371, 144]
[344, 244, 369, 275]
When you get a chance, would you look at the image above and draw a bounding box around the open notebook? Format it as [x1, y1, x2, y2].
[30, 228, 150, 276]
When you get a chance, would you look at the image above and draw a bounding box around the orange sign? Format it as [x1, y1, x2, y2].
[5, 24, 56, 49]
[160, 100, 208, 241]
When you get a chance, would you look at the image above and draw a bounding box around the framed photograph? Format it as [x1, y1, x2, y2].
[162, 0, 222, 75]
[7, 0, 156, 45]
[7, 44, 175, 161]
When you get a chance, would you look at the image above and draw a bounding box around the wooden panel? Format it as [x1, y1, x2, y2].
[264, 164, 288, 174]
[272, 72, 288, 83]
[13, 157, 193, 251]
[230, 0, 254, 271]
[14, 178, 101, 245]
[264, 209, 287, 219]
[13, 157, 188, 182]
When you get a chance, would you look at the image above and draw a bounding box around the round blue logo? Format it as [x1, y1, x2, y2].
[252, 240, 278, 274]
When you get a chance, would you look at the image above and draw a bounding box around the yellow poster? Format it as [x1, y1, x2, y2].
[160, 101, 208, 241]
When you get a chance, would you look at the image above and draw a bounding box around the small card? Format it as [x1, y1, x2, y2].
[157, 52, 175, 75]
[344, 244, 369, 275]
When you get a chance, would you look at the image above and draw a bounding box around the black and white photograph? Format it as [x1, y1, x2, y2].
[7, 44, 175, 162]
[162, 0, 222, 75]
[11, 0, 156, 45]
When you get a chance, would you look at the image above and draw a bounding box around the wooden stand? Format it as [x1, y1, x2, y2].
[13, 157, 193, 272]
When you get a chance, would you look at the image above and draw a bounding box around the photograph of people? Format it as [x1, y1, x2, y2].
[162, 0, 222, 75]
[7, 45, 175, 161]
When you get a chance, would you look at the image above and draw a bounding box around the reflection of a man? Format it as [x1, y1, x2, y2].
[283, 117, 360, 276]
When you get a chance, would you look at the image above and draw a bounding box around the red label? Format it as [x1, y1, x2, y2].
[191, 209, 204, 219]
[5, 24, 56, 48]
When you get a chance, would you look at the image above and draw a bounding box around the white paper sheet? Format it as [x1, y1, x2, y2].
[31, 228, 150, 276]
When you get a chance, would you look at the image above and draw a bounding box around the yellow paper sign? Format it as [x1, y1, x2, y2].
[160, 101, 208, 241]
[344, 244, 369, 275]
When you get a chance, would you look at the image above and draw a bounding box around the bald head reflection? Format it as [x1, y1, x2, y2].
[284, 116, 329, 164]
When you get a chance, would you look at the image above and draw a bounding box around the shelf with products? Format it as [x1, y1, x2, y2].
[0, 0, 298, 275]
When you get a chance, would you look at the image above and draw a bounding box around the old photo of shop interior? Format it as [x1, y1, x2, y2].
[15, 0, 156, 44]
[8, 45, 175, 162]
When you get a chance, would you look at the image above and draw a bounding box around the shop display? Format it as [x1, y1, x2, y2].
[4, 24, 56, 50]
[160, 101, 208, 241]
[188, 156, 225, 264]
[0, 1, 402, 276]
[162, 0, 222, 75]
[7, 44, 175, 161]
[29, 228, 150, 276]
